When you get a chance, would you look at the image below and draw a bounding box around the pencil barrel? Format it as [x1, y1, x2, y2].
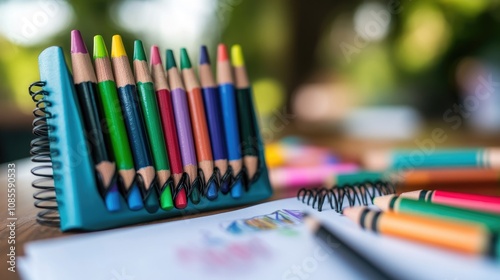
[236, 87, 258, 156]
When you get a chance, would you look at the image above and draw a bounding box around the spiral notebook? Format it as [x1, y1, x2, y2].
[19, 196, 500, 280]
[29, 45, 272, 231]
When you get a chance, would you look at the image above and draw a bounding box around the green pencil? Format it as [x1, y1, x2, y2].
[133, 40, 174, 210]
[93, 35, 144, 211]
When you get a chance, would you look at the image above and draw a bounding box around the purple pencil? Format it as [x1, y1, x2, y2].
[166, 49, 200, 203]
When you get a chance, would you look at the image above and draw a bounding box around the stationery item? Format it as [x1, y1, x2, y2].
[180, 48, 218, 200]
[297, 180, 396, 212]
[133, 40, 173, 210]
[231, 45, 259, 180]
[304, 213, 397, 280]
[29, 40, 272, 231]
[111, 35, 159, 213]
[217, 43, 244, 198]
[93, 35, 143, 211]
[364, 148, 500, 170]
[270, 163, 359, 189]
[150, 45, 188, 209]
[265, 141, 338, 168]
[199, 45, 231, 193]
[70, 30, 119, 211]
[20, 198, 500, 280]
[344, 207, 500, 257]
[374, 195, 500, 231]
[330, 169, 500, 187]
[166, 49, 201, 204]
[401, 190, 500, 214]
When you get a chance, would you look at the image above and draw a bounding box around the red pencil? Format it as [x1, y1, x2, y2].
[150, 45, 187, 209]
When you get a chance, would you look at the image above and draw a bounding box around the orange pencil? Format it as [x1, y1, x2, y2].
[180, 48, 218, 200]
[344, 207, 499, 256]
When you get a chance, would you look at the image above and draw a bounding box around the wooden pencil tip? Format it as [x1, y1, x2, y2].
[180, 48, 192, 69]
[133, 40, 147, 61]
[71, 30, 88, 54]
[231, 44, 245, 67]
[150, 45, 162, 66]
[199, 45, 210, 65]
[373, 194, 397, 211]
[111, 35, 127, 58]
[166, 49, 177, 70]
[93, 35, 108, 59]
[217, 43, 229, 62]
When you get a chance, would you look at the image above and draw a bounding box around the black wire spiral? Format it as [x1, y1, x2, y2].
[29, 81, 60, 227]
[297, 180, 396, 212]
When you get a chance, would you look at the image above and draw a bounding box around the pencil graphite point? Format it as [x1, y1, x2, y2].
[231, 44, 245, 67]
[111, 35, 127, 58]
[180, 48, 192, 69]
[150, 45, 162, 65]
[93, 35, 108, 59]
[71, 30, 88, 54]
[133, 40, 147, 61]
[199, 45, 210, 65]
[217, 43, 229, 62]
[166, 49, 176, 70]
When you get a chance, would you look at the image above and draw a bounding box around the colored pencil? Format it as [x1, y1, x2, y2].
[265, 142, 338, 168]
[198, 45, 230, 194]
[180, 48, 218, 200]
[111, 35, 158, 213]
[70, 30, 119, 212]
[150, 45, 188, 209]
[329, 169, 500, 187]
[270, 163, 359, 188]
[231, 45, 259, 180]
[344, 207, 499, 257]
[364, 148, 500, 170]
[217, 43, 244, 198]
[93, 35, 143, 211]
[133, 40, 173, 210]
[304, 213, 396, 280]
[374, 195, 500, 231]
[166, 49, 201, 204]
[401, 190, 500, 214]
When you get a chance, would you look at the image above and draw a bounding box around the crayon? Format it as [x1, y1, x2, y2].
[111, 35, 158, 213]
[344, 207, 500, 257]
[231, 45, 258, 180]
[198, 45, 230, 194]
[150, 45, 188, 209]
[364, 148, 500, 170]
[166, 49, 201, 204]
[401, 190, 500, 214]
[217, 43, 244, 198]
[180, 48, 218, 200]
[374, 195, 500, 231]
[93, 35, 143, 210]
[133, 40, 173, 210]
[70, 30, 119, 212]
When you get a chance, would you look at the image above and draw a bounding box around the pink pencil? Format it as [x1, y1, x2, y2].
[401, 190, 500, 214]
[269, 164, 359, 188]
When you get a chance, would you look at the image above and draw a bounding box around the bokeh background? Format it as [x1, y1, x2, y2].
[1, 0, 500, 162]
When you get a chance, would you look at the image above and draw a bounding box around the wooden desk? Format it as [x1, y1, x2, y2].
[0, 159, 291, 280]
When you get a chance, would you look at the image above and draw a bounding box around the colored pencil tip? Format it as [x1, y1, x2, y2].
[160, 182, 174, 210]
[166, 49, 177, 70]
[144, 188, 160, 213]
[230, 177, 244, 199]
[199, 45, 210, 65]
[190, 179, 201, 204]
[150, 45, 162, 66]
[111, 35, 127, 58]
[180, 48, 192, 69]
[206, 180, 218, 201]
[104, 183, 121, 212]
[231, 44, 245, 67]
[93, 35, 108, 59]
[220, 177, 231, 194]
[70, 30, 88, 54]
[217, 43, 229, 62]
[133, 40, 147, 61]
[174, 188, 188, 209]
[127, 183, 144, 210]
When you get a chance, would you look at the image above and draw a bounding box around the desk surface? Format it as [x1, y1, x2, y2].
[0, 159, 293, 280]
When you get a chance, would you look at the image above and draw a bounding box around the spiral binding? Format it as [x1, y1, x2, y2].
[297, 180, 396, 212]
[29, 81, 60, 227]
